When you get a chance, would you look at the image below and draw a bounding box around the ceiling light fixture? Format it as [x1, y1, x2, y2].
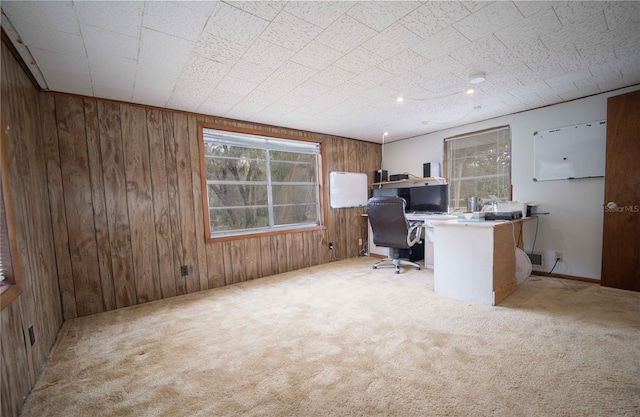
[469, 72, 486, 84]
[396, 97, 404, 102]
[466, 87, 475, 94]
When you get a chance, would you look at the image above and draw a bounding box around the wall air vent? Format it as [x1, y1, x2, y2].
[527, 252, 544, 267]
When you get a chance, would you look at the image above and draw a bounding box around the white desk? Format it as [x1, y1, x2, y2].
[367, 213, 456, 267]
[433, 220, 523, 305]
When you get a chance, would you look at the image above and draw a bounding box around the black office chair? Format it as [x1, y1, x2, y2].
[367, 196, 422, 274]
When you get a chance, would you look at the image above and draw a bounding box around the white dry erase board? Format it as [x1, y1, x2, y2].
[533, 120, 606, 181]
[329, 171, 368, 208]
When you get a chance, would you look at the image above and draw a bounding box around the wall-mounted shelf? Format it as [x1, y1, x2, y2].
[371, 177, 447, 188]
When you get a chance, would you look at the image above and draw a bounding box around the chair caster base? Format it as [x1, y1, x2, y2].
[372, 257, 421, 274]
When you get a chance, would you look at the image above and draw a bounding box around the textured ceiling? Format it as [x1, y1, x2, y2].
[2, 1, 639, 143]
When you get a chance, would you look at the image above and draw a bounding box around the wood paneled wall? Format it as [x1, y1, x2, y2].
[1, 41, 63, 417]
[44, 95, 380, 319]
[1, 35, 379, 416]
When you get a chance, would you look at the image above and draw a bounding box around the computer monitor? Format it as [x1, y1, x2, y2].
[409, 184, 448, 213]
[370, 187, 411, 209]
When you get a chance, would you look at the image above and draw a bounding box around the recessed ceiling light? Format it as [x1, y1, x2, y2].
[469, 72, 486, 84]
[383, 132, 389, 136]
[466, 87, 475, 94]
[396, 96, 404, 102]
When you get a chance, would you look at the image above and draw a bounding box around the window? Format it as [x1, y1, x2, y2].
[0, 152, 21, 310]
[445, 126, 511, 212]
[200, 125, 324, 240]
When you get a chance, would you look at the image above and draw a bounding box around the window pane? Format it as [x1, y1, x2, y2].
[270, 159, 317, 183]
[209, 207, 269, 232]
[205, 146, 266, 182]
[270, 150, 315, 163]
[272, 184, 318, 205]
[273, 204, 319, 226]
[208, 184, 268, 208]
[447, 127, 511, 211]
[204, 143, 266, 159]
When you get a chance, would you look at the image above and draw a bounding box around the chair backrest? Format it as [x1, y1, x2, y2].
[367, 196, 411, 249]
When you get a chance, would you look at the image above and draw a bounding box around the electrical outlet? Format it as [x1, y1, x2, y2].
[358, 238, 362, 246]
[329, 242, 333, 250]
[180, 265, 189, 276]
[555, 251, 564, 262]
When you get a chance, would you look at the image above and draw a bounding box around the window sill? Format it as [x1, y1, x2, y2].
[0, 284, 21, 311]
[206, 224, 326, 243]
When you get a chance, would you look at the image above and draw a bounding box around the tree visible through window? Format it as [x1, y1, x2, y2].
[445, 126, 512, 212]
[201, 126, 323, 239]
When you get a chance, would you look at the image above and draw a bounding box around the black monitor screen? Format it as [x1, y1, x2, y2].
[409, 184, 448, 213]
[370, 187, 411, 209]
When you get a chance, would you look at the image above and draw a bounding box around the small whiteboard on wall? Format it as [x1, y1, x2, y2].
[329, 172, 368, 208]
[533, 120, 606, 181]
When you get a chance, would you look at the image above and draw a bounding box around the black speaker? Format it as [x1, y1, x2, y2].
[374, 170, 388, 183]
[423, 163, 431, 177]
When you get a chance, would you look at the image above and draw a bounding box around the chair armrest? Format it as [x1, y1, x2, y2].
[407, 223, 422, 247]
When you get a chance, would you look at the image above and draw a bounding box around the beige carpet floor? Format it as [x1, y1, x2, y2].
[21, 257, 640, 417]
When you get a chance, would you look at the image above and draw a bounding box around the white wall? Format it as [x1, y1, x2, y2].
[383, 85, 640, 280]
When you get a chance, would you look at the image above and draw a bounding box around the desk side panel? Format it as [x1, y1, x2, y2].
[493, 222, 517, 304]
